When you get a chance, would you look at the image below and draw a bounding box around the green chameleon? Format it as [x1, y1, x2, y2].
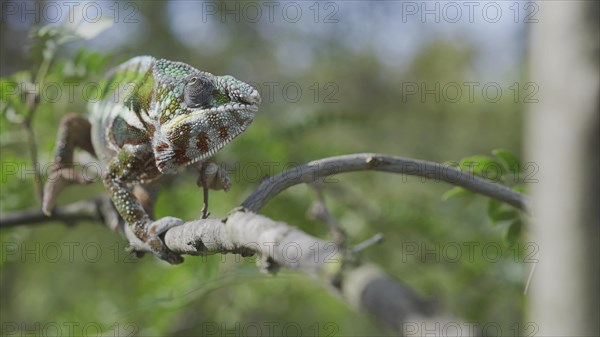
[42, 56, 261, 264]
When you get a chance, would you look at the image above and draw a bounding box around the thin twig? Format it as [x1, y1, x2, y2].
[243, 153, 530, 212]
[352, 233, 385, 254]
[22, 90, 43, 204]
[24, 49, 55, 205]
[308, 183, 346, 247]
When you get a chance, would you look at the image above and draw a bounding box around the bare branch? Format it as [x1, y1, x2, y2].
[0, 199, 99, 228]
[307, 183, 346, 246]
[243, 153, 530, 212]
[163, 210, 341, 272]
[352, 233, 385, 253]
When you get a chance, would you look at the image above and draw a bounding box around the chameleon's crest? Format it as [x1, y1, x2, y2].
[151, 60, 260, 173]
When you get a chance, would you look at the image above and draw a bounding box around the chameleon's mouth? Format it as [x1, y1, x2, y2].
[163, 102, 258, 133]
[184, 102, 258, 163]
[155, 101, 258, 174]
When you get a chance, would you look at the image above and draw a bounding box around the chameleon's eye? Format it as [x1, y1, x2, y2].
[184, 76, 215, 108]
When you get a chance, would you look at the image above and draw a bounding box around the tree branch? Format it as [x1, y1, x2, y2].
[1, 152, 519, 335]
[162, 210, 453, 334]
[0, 198, 448, 334]
[243, 153, 529, 212]
[0, 199, 100, 228]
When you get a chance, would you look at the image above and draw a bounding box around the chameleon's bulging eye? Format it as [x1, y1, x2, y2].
[184, 75, 214, 108]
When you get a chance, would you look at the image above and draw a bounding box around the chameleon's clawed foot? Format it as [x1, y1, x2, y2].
[196, 162, 232, 191]
[42, 166, 94, 216]
[197, 162, 231, 219]
[200, 200, 210, 219]
[129, 217, 185, 264]
[125, 243, 146, 258]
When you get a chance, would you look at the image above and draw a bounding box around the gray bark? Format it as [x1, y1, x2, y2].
[527, 1, 600, 335]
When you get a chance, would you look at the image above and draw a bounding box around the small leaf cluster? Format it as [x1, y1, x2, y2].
[1, 15, 113, 122]
[442, 149, 526, 245]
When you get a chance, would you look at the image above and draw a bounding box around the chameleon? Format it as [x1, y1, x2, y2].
[42, 56, 261, 264]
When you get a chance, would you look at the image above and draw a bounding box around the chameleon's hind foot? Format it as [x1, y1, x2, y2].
[42, 166, 94, 216]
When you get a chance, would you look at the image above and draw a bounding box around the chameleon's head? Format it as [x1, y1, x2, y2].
[152, 59, 260, 173]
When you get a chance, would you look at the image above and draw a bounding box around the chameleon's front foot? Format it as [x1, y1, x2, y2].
[197, 162, 232, 191]
[128, 217, 185, 264]
[197, 162, 232, 219]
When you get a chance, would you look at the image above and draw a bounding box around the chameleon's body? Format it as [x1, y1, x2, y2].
[42, 56, 260, 264]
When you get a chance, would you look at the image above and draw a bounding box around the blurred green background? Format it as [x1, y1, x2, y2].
[1, 1, 531, 336]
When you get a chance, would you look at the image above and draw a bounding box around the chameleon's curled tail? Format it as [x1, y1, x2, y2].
[42, 113, 96, 216]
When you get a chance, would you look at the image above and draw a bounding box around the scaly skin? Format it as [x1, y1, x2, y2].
[42, 56, 261, 264]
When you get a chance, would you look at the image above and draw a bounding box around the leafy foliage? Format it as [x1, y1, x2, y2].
[1, 16, 113, 123]
[443, 149, 526, 245]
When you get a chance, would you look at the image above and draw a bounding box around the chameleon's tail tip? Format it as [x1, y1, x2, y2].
[41, 169, 72, 217]
[41, 189, 55, 217]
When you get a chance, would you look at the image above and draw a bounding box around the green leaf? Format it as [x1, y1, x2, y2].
[79, 50, 111, 74]
[512, 184, 526, 193]
[56, 49, 111, 81]
[491, 210, 518, 224]
[487, 198, 518, 224]
[442, 160, 460, 167]
[28, 25, 65, 63]
[0, 74, 31, 119]
[487, 198, 501, 217]
[492, 148, 521, 173]
[459, 155, 504, 181]
[441, 186, 471, 201]
[505, 218, 523, 246]
[0, 78, 19, 102]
